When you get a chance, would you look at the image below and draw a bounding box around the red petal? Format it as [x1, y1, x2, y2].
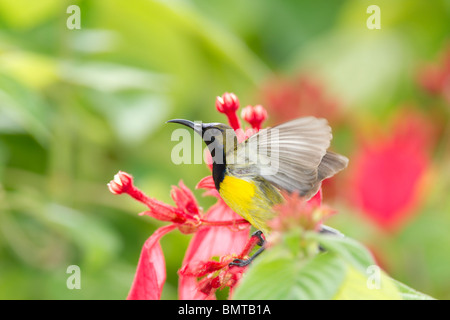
[127, 224, 176, 300]
[107, 181, 123, 195]
[171, 181, 199, 216]
[307, 188, 322, 207]
[204, 149, 213, 171]
[202, 189, 221, 198]
[196, 176, 215, 190]
[178, 202, 249, 300]
[140, 199, 181, 222]
[196, 176, 222, 198]
[179, 260, 226, 277]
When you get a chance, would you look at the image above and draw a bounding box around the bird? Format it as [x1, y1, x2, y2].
[167, 117, 348, 265]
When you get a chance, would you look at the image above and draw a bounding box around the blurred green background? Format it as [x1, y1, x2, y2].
[0, 0, 450, 299]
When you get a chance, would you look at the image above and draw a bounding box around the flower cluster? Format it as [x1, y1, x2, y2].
[109, 92, 329, 299]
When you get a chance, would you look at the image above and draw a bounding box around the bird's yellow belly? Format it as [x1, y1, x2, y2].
[219, 175, 256, 217]
[218, 175, 282, 234]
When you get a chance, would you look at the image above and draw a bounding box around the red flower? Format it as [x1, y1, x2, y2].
[109, 92, 342, 300]
[261, 74, 340, 125]
[418, 46, 450, 104]
[347, 111, 434, 231]
[178, 180, 250, 299]
[110, 93, 271, 300]
[107, 171, 249, 300]
[179, 206, 267, 299]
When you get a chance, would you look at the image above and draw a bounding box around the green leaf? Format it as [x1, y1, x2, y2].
[233, 244, 347, 300]
[392, 278, 435, 300]
[45, 204, 121, 271]
[306, 232, 375, 272]
[0, 75, 52, 145]
[0, 0, 59, 29]
[334, 265, 402, 300]
[306, 232, 434, 300]
[291, 253, 347, 300]
[0, 51, 58, 89]
[59, 61, 172, 93]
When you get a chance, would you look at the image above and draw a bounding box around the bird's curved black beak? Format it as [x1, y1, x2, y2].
[166, 119, 203, 135]
[166, 119, 194, 129]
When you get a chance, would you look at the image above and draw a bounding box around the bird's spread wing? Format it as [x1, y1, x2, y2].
[226, 117, 348, 199]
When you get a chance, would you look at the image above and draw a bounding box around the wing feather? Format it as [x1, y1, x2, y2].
[227, 117, 348, 199]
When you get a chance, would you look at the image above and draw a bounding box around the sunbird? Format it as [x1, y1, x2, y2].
[167, 117, 348, 265]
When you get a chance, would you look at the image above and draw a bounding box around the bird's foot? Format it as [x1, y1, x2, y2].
[229, 230, 266, 267]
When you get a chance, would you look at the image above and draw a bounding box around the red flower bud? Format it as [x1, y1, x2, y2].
[241, 104, 268, 131]
[107, 171, 133, 194]
[216, 92, 239, 113]
[215, 92, 241, 130]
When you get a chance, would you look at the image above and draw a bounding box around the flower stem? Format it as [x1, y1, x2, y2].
[226, 112, 241, 131]
[127, 186, 154, 207]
